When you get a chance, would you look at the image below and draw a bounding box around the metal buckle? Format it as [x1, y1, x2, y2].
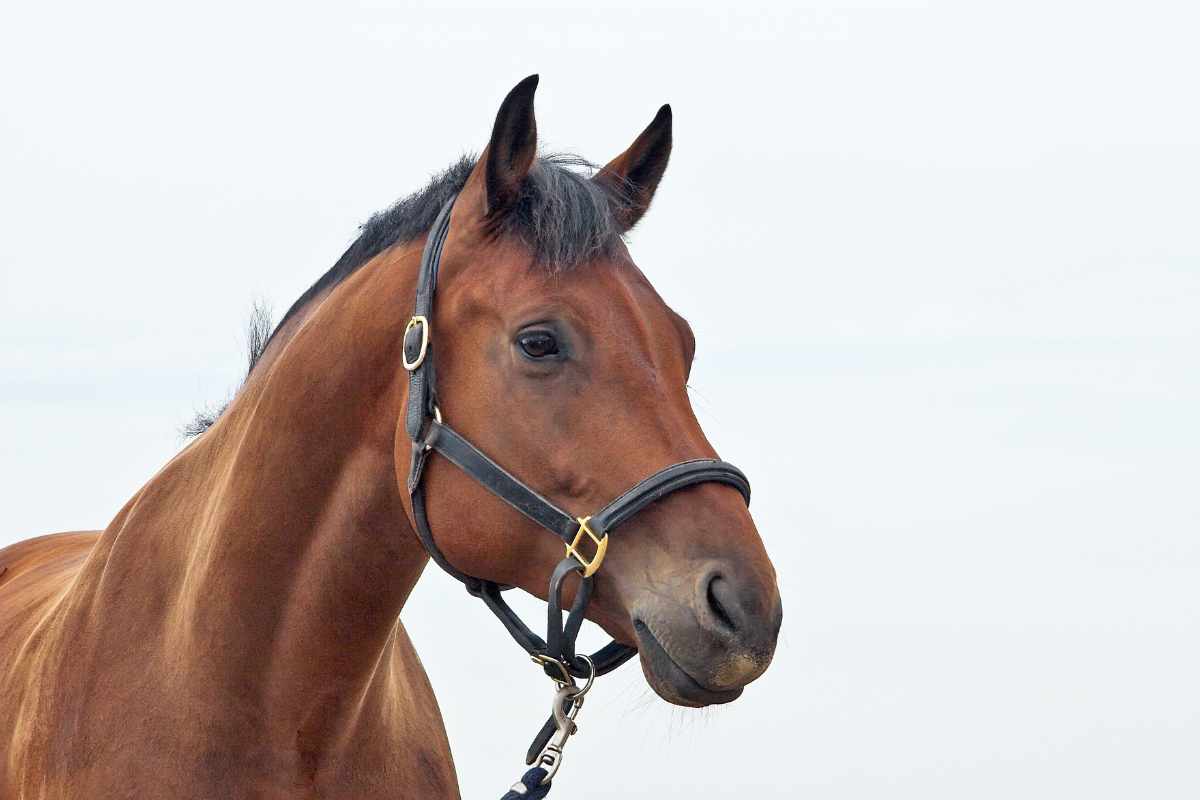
[565, 516, 608, 578]
[402, 315, 430, 371]
[423, 405, 443, 452]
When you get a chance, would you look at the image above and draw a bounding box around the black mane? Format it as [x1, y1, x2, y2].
[185, 153, 623, 437]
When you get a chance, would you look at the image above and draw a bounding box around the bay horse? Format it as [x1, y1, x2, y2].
[0, 76, 782, 799]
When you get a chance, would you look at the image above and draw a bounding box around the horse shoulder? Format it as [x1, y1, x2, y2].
[311, 619, 460, 798]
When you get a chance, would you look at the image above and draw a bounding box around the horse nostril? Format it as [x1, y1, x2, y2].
[704, 574, 739, 634]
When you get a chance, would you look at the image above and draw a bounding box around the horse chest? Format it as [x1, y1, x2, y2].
[1, 578, 459, 799]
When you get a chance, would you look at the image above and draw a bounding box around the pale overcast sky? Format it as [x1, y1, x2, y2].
[2, 2, 1197, 798]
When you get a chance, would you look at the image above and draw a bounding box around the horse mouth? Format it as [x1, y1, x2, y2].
[633, 619, 744, 708]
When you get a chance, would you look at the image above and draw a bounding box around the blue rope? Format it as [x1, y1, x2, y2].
[500, 767, 552, 800]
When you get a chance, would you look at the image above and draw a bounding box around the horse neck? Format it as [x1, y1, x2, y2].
[83, 241, 429, 727]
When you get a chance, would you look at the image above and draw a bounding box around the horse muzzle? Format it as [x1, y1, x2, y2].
[632, 560, 782, 707]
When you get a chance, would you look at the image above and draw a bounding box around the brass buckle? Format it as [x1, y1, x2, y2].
[402, 315, 430, 371]
[565, 516, 608, 578]
[531, 652, 573, 686]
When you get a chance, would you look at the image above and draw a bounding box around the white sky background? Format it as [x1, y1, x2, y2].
[2, 1, 1198, 797]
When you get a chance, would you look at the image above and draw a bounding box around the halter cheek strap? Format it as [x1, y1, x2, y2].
[401, 195, 753, 786]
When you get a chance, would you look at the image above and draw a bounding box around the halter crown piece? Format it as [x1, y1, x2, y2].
[402, 196, 752, 796]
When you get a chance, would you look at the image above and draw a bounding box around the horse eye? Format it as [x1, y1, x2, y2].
[517, 331, 560, 359]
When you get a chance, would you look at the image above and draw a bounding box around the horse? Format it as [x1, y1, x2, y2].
[0, 75, 782, 799]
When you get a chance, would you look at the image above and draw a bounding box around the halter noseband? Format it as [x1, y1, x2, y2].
[402, 196, 751, 790]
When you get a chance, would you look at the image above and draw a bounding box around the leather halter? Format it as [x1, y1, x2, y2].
[403, 195, 752, 685]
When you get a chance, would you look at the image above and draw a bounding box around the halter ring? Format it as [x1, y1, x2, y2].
[572, 653, 596, 697]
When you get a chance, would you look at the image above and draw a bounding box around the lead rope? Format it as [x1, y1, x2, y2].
[500, 769, 551, 800]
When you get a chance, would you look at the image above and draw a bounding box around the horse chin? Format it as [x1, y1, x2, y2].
[633, 619, 745, 708]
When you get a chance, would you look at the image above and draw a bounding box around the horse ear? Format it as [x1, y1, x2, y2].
[594, 104, 673, 231]
[464, 75, 539, 220]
